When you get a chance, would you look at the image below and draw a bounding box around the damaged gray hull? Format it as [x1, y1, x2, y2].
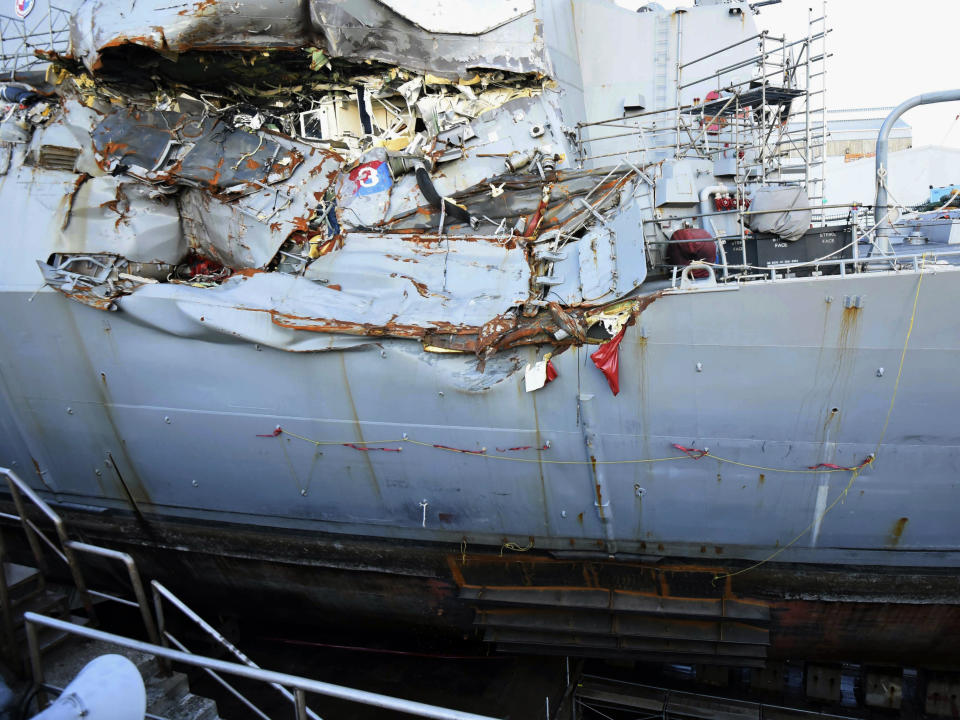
[3, 267, 956, 565]
[2, 0, 960, 668]
[3, 265, 960, 666]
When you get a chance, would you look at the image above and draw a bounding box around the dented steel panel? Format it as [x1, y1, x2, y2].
[54, 176, 186, 264]
[70, 0, 309, 71]
[380, 0, 536, 35]
[307, 0, 549, 77]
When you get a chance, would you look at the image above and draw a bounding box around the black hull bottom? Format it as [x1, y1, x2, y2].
[5, 504, 960, 669]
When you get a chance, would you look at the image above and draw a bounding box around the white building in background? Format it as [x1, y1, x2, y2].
[792, 107, 960, 209]
[826, 146, 960, 209]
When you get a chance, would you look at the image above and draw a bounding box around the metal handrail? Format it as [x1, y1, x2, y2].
[163, 630, 272, 720]
[679, 31, 771, 70]
[0, 467, 96, 620]
[641, 202, 863, 226]
[0, 467, 161, 645]
[677, 32, 828, 91]
[152, 580, 322, 720]
[67, 541, 159, 645]
[1, 468, 322, 719]
[24, 612, 503, 720]
[669, 247, 959, 289]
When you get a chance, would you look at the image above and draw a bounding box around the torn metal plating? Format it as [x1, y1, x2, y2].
[69, 0, 310, 72]
[23, 0, 663, 360]
[70, 0, 547, 78]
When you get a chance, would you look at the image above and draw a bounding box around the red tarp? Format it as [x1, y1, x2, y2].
[590, 326, 626, 395]
[545, 359, 558, 382]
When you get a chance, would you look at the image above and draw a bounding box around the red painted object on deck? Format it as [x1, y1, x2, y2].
[667, 227, 717, 278]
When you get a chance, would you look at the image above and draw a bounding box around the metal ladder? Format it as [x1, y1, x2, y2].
[802, 1, 829, 224]
[652, 14, 670, 112]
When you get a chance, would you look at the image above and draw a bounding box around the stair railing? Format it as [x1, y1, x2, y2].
[24, 611, 503, 720]
[0, 467, 97, 624]
[152, 580, 318, 720]
[0, 467, 159, 646]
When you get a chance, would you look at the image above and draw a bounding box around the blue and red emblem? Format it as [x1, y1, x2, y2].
[348, 160, 392, 196]
[15, 0, 35, 19]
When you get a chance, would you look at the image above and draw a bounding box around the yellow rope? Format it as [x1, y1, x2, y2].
[711, 463, 868, 583]
[713, 265, 925, 582]
[700, 456, 856, 474]
[500, 541, 534, 556]
[279, 429, 405, 447]
[873, 256, 926, 458]
[270, 266, 927, 582]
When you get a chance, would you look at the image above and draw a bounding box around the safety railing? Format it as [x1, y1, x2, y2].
[0, 467, 96, 631]
[666, 241, 960, 290]
[574, 5, 829, 200]
[69, 541, 158, 645]
[2, 469, 502, 719]
[0, 467, 159, 651]
[24, 612, 502, 720]
[152, 580, 319, 720]
[643, 199, 960, 287]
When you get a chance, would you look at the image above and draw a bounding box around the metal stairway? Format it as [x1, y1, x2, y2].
[1, 562, 87, 663]
[0, 469, 223, 720]
[573, 675, 861, 720]
[1, 561, 224, 719]
[42, 638, 221, 720]
[0, 466, 499, 720]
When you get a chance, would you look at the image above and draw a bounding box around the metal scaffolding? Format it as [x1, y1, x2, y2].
[0, 0, 70, 78]
[575, 4, 830, 204]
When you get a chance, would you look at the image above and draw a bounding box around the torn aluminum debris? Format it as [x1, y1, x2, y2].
[31, 0, 758, 364]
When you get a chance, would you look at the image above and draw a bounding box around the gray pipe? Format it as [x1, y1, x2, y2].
[875, 90, 960, 227]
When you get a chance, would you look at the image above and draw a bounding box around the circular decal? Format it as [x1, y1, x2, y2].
[15, 0, 35, 18]
[347, 160, 392, 196]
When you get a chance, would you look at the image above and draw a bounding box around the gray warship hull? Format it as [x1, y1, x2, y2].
[3, 264, 959, 667]
[0, 0, 959, 669]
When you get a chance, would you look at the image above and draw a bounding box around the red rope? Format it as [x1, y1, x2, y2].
[343, 443, 402, 453]
[432, 444, 486, 455]
[257, 428, 872, 474]
[672, 443, 709, 460]
[808, 457, 873, 472]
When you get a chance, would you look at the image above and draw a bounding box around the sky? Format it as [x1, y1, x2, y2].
[615, 0, 960, 148]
